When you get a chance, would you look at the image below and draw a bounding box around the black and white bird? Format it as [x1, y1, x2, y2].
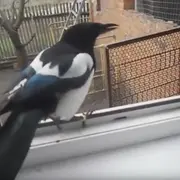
[0, 22, 118, 179]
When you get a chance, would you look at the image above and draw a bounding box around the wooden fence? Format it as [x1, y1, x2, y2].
[0, 1, 90, 64]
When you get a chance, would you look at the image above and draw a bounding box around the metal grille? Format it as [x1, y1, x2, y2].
[106, 27, 180, 107]
[136, 0, 180, 25]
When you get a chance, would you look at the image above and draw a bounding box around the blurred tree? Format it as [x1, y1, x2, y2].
[0, 0, 35, 70]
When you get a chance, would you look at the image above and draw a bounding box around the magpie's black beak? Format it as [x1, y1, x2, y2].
[101, 23, 119, 33]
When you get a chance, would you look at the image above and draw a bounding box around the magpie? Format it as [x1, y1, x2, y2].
[0, 22, 118, 126]
[0, 22, 118, 179]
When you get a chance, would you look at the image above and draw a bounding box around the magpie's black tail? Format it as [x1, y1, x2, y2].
[0, 109, 46, 180]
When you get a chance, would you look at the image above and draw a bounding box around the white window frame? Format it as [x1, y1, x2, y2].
[23, 95, 180, 169]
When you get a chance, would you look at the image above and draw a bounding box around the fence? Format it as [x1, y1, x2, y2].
[0, 1, 90, 64]
[106, 27, 180, 107]
[136, 0, 180, 25]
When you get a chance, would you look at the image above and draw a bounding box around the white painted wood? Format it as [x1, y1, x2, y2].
[14, 95, 180, 179]
[18, 134, 180, 180]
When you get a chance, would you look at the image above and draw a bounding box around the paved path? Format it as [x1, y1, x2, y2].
[0, 69, 19, 94]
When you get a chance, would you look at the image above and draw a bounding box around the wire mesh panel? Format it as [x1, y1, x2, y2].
[106, 27, 180, 107]
[136, 0, 180, 25]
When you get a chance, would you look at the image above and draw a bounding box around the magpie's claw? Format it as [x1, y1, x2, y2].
[81, 110, 94, 128]
[49, 115, 62, 131]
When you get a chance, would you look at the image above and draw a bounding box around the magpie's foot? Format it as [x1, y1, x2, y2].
[49, 115, 62, 131]
[81, 110, 94, 128]
[0, 118, 3, 127]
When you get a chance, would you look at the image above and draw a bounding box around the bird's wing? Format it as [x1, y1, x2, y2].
[0, 66, 37, 115]
[2, 43, 80, 99]
[0, 50, 46, 115]
[3, 49, 47, 96]
[3, 53, 94, 113]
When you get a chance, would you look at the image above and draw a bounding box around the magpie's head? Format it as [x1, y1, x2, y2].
[60, 22, 118, 52]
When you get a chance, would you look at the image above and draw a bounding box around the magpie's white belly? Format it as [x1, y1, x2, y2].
[55, 69, 94, 121]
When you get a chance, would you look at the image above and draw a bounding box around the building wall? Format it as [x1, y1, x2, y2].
[136, 0, 180, 25]
[92, 0, 134, 12]
[91, 0, 176, 46]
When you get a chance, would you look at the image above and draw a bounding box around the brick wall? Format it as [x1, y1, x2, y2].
[91, 0, 135, 12]
[91, 0, 176, 46]
[117, 0, 135, 10]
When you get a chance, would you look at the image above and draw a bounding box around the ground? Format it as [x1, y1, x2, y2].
[0, 69, 19, 94]
[0, 9, 178, 112]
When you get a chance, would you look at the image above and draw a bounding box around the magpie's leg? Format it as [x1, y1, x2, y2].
[0, 118, 3, 127]
[48, 115, 62, 131]
[81, 110, 94, 128]
[0, 112, 11, 128]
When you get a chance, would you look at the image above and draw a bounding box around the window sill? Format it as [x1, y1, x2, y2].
[23, 96, 180, 168]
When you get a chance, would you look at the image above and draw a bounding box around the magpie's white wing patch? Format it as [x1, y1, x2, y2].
[39, 53, 94, 78]
[0, 50, 47, 115]
[30, 49, 45, 72]
[3, 50, 46, 99]
[6, 52, 94, 103]
[7, 79, 27, 99]
[62, 53, 93, 78]
[38, 62, 59, 77]
[8, 79, 27, 94]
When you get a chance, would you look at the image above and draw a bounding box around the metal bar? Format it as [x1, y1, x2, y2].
[88, 89, 106, 95]
[59, 0, 86, 41]
[38, 95, 180, 128]
[119, 79, 179, 100]
[97, 34, 115, 40]
[58, 0, 78, 40]
[99, 45, 110, 107]
[88, 0, 94, 22]
[105, 46, 113, 107]
[110, 47, 180, 67]
[71, 10, 78, 17]
[107, 26, 180, 49]
[73, 0, 86, 25]
[115, 62, 180, 84]
[134, 0, 138, 10]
